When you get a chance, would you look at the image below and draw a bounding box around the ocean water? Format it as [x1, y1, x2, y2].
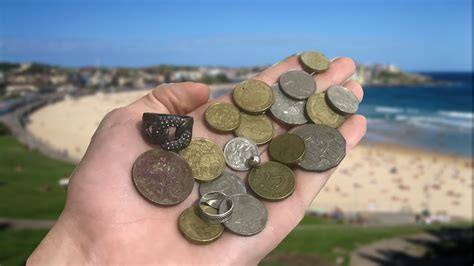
[361, 72, 473, 157]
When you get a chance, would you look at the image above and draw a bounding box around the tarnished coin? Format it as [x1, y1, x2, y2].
[269, 84, 307, 125]
[178, 205, 224, 244]
[326, 85, 359, 115]
[268, 133, 305, 165]
[223, 137, 259, 171]
[293, 124, 346, 172]
[234, 113, 273, 145]
[205, 102, 241, 132]
[279, 69, 316, 100]
[248, 161, 296, 201]
[306, 93, 345, 128]
[232, 79, 273, 114]
[132, 149, 193, 205]
[299, 51, 330, 73]
[219, 194, 267, 236]
[199, 171, 247, 197]
[179, 138, 225, 182]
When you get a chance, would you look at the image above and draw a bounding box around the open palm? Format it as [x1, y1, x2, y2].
[29, 55, 366, 265]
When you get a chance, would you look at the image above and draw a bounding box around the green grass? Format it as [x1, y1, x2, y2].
[262, 222, 471, 266]
[0, 229, 49, 265]
[264, 224, 427, 265]
[298, 215, 344, 226]
[0, 135, 75, 219]
[1, 223, 470, 266]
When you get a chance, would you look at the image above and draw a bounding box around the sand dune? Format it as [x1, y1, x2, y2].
[26, 90, 473, 219]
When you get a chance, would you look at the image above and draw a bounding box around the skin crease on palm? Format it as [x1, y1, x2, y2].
[28, 54, 367, 265]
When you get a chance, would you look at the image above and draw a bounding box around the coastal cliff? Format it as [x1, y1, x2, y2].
[354, 64, 437, 86]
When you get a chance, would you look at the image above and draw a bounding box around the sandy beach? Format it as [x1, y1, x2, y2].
[26, 90, 473, 219]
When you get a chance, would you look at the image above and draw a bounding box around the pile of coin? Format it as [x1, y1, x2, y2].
[131, 51, 361, 244]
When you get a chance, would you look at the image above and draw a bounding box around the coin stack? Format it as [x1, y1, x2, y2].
[131, 51, 361, 244]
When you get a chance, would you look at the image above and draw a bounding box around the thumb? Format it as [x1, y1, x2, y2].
[128, 82, 210, 114]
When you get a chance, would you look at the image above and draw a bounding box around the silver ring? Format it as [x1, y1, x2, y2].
[198, 191, 233, 224]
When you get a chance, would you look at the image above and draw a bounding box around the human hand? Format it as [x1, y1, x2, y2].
[28, 54, 366, 265]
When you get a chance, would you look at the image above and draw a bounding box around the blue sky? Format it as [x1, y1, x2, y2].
[0, 0, 472, 71]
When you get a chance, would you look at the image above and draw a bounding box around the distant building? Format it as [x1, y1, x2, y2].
[88, 71, 112, 87]
[17, 63, 32, 73]
[171, 71, 202, 81]
[56, 84, 78, 93]
[386, 64, 401, 73]
[49, 74, 68, 85]
[5, 84, 38, 96]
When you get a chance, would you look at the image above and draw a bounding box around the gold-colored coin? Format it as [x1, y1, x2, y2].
[178, 205, 224, 244]
[232, 79, 274, 114]
[248, 161, 296, 201]
[306, 93, 345, 128]
[179, 138, 225, 182]
[299, 51, 330, 73]
[204, 102, 240, 132]
[234, 112, 273, 145]
[268, 133, 305, 165]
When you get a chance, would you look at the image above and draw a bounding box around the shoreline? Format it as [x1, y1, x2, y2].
[360, 140, 473, 160]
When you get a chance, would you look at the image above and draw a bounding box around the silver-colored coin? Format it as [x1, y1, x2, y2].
[293, 124, 346, 172]
[199, 171, 247, 198]
[269, 84, 308, 125]
[279, 69, 316, 100]
[223, 137, 259, 171]
[326, 85, 359, 115]
[219, 194, 267, 236]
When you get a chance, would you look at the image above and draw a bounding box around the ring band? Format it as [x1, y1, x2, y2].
[198, 191, 234, 224]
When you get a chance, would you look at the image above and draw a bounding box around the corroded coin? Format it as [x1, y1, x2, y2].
[232, 79, 274, 114]
[248, 161, 296, 201]
[326, 85, 359, 115]
[306, 93, 345, 128]
[205, 102, 241, 132]
[132, 149, 194, 205]
[299, 51, 330, 73]
[223, 137, 259, 171]
[199, 171, 247, 197]
[268, 133, 305, 165]
[234, 113, 273, 145]
[279, 69, 316, 100]
[219, 194, 267, 236]
[178, 205, 224, 244]
[269, 84, 307, 125]
[293, 124, 346, 172]
[179, 138, 225, 182]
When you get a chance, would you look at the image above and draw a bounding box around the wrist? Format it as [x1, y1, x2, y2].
[27, 212, 90, 265]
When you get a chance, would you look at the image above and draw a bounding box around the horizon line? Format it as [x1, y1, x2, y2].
[0, 60, 472, 73]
